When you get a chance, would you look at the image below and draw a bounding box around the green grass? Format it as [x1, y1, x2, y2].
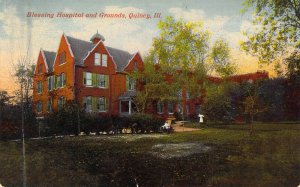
[0, 124, 299, 186]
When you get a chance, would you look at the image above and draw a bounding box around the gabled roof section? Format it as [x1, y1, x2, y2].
[65, 36, 95, 65]
[65, 35, 134, 71]
[106, 47, 135, 72]
[43, 50, 56, 72]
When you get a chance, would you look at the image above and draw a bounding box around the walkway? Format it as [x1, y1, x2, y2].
[172, 121, 201, 132]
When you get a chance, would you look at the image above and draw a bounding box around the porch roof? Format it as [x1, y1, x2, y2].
[119, 91, 136, 100]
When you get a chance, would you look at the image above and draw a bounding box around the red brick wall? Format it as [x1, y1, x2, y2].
[75, 41, 116, 115]
[51, 34, 75, 110]
[32, 51, 48, 116]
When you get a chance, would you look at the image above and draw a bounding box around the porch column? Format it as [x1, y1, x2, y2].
[129, 100, 132, 115]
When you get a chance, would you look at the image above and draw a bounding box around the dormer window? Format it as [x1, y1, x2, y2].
[59, 52, 66, 65]
[95, 53, 100, 65]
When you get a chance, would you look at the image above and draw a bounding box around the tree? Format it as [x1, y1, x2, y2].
[13, 55, 35, 187]
[0, 90, 14, 125]
[240, 81, 268, 133]
[210, 38, 237, 77]
[130, 61, 179, 114]
[241, 0, 300, 76]
[257, 78, 285, 121]
[202, 82, 238, 123]
[202, 38, 237, 123]
[131, 16, 211, 116]
[14, 56, 36, 126]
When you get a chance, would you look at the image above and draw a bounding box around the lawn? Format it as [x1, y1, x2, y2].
[0, 123, 299, 187]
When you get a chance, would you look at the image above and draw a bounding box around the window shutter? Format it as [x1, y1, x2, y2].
[126, 75, 129, 91]
[92, 97, 97, 112]
[83, 72, 86, 85]
[92, 73, 97, 87]
[96, 74, 100, 87]
[105, 75, 109, 88]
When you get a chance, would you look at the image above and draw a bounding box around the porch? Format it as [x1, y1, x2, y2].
[119, 91, 137, 116]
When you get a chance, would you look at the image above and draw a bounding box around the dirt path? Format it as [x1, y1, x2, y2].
[172, 121, 201, 132]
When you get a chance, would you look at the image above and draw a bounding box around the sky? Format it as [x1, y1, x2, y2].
[0, 0, 273, 93]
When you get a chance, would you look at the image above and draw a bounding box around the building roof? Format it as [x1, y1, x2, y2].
[106, 46, 135, 71]
[43, 50, 56, 72]
[65, 35, 134, 72]
[66, 36, 95, 65]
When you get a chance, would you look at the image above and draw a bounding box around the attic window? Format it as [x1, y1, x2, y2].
[38, 64, 42, 74]
[102, 54, 107, 67]
[59, 52, 66, 65]
[95, 53, 100, 65]
[134, 61, 138, 70]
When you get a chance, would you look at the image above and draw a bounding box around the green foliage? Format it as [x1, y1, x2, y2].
[131, 16, 218, 114]
[241, 0, 300, 76]
[210, 38, 237, 77]
[256, 78, 286, 121]
[202, 82, 238, 123]
[152, 16, 210, 72]
[130, 61, 179, 113]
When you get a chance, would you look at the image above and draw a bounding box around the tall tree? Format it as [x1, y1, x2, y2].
[131, 16, 211, 116]
[14, 56, 35, 125]
[241, 0, 300, 76]
[210, 38, 237, 77]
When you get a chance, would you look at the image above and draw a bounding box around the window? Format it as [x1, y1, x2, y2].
[47, 99, 52, 112]
[38, 64, 42, 74]
[168, 103, 174, 114]
[83, 96, 107, 113]
[83, 72, 109, 88]
[56, 75, 61, 88]
[55, 73, 66, 88]
[36, 101, 43, 113]
[98, 74, 108, 88]
[186, 104, 190, 114]
[48, 76, 55, 91]
[95, 53, 100, 65]
[37, 81, 43, 94]
[59, 52, 66, 65]
[98, 97, 107, 112]
[126, 76, 136, 91]
[58, 96, 66, 110]
[102, 54, 107, 67]
[83, 96, 92, 112]
[177, 104, 182, 113]
[157, 101, 163, 114]
[61, 73, 66, 87]
[83, 72, 92, 86]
